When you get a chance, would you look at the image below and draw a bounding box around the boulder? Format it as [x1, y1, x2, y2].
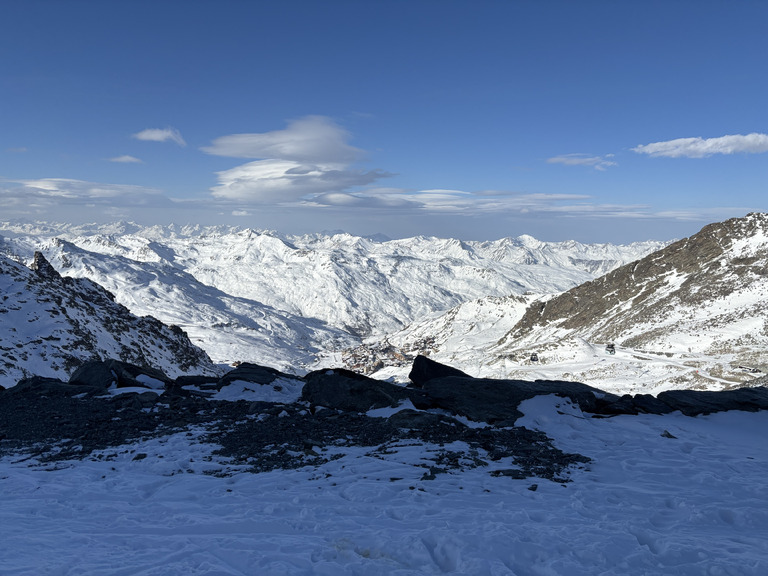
[68, 359, 171, 390]
[217, 362, 294, 389]
[4, 376, 89, 397]
[419, 376, 617, 425]
[408, 354, 472, 388]
[656, 386, 768, 416]
[301, 368, 416, 412]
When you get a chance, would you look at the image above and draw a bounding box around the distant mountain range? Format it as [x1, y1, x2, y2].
[2, 214, 766, 394]
[0, 222, 664, 384]
[357, 213, 768, 394]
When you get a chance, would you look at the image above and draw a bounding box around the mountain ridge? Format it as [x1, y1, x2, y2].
[354, 213, 767, 394]
[1, 221, 665, 375]
[0, 251, 218, 387]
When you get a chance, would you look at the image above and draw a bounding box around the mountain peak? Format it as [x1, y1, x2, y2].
[31, 251, 60, 280]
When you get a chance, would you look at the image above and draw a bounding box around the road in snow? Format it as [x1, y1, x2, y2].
[2, 396, 766, 575]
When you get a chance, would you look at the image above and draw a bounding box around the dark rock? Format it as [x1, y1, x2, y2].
[491, 468, 528, 479]
[385, 409, 462, 430]
[30, 251, 61, 280]
[627, 393, 676, 415]
[5, 376, 86, 396]
[408, 355, 472, 388]
[175, 375, 219, 388]
[594, 393, 673, 416]
[418, 376, 615, 425]
[301, 368, 415, 412]
[69, 359, 171, 390]
[217, 362, 294, 390]
[655, 386, 768, 416]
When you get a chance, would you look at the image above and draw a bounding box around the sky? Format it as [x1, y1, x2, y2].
[1, 0, 767, 243]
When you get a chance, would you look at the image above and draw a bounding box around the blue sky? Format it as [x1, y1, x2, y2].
[2, 0, 767, 242]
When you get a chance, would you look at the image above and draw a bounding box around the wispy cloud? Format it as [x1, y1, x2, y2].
[0, 178, 173, 222]
[547, 153, 617, 171]
[109, 155, 143, 163]
[5, 146, 28, 153]
[133, 127, 186, 147]
[202, 116, 361, 163]
[632, 133, 768, 158]
[16, 178, 161, 199]
[204, 116, 390, 203]
[308, 187, 604, 216]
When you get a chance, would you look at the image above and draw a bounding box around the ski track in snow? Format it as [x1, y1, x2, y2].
[2, 397, 767, 575]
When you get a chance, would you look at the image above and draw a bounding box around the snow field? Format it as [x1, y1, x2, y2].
[2, 396, 767, 575]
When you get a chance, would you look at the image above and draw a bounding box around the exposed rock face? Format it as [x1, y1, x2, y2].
[497, 212, 768, 379]
[0, 252, 219, 387]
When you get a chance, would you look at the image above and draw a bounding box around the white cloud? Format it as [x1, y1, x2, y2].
[632, 133, 768, 158]
[109, 155, 143, 163]
[547, 153, 617, 171]
[133, 127, 186, 147]
[211, 160, 386, 203]
[17, 178, 162, 199]
[205, 116, 389, 203]
[308, 187, 603, 216]
[202, 116, 361, 163]
[0, 178, 183, 223]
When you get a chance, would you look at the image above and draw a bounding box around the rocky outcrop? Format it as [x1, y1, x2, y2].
[408, 354, 472, 387]
[216, 362, 293, 389]
[2, 356, 767, 484]
[0, 252, 219, 387]
[500, 213, 768, 367]
[69, 359, 172, 390]
[302, 368, 416, 412]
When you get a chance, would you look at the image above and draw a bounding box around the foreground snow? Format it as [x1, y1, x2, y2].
[2, 396, 766, 575]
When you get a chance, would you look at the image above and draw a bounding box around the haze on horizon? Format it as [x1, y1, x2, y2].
[2, 0, 767, 244]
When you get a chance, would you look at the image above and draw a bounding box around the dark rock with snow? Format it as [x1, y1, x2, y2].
[408, 354, 472, 388]
[31, 251, 61, 279]
[0, 251, 219, 388]
[69, 360, 171, 390]
[302, 368, 416, 412]
[217, 362, 294, 389]
[417, 375, 615, 425]
[174, 375, 219, 388]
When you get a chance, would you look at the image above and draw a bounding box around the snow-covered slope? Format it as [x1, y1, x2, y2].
[2, 394, 766, 575]
[0, 252, 218, 387]
[349, 213, 768, 394]
[343, 293, 539, 380]
[0, 222, 664, 373]
[495, 213, 768, 393]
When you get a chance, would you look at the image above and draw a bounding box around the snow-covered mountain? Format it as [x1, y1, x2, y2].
[357, 213, 768, 395]
[0, 222, 665, 375]
[0, 251, 218, 387]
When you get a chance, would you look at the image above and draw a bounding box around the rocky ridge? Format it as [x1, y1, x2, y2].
[347, 213, 768, 393]
[0, 251, 219, 387]
[2, 355, 766, 484]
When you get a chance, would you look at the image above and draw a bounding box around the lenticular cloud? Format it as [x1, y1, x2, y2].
[632, 133, 768, 158]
